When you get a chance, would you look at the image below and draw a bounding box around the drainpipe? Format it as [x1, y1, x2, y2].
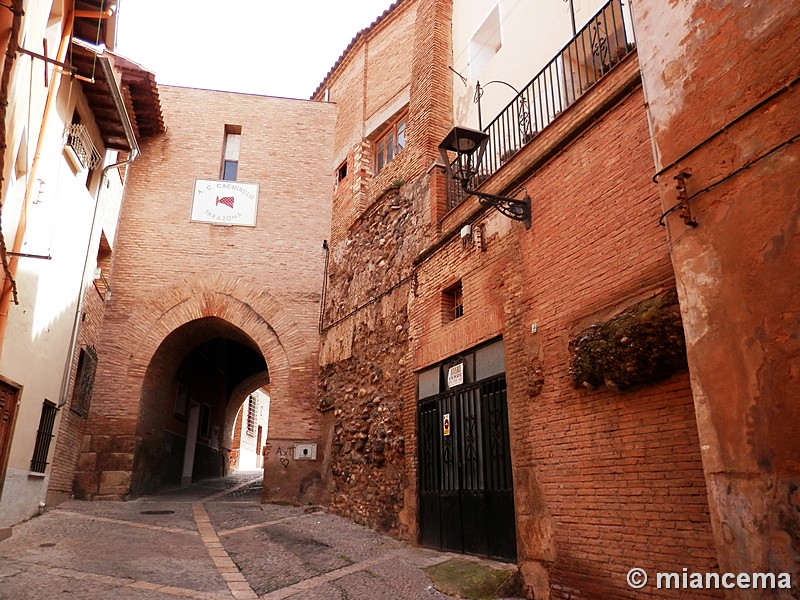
[0, 7, 74, 360]
[58, 53, 139, 408]
[318, 239, 329, 334]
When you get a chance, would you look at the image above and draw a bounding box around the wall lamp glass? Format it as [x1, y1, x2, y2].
[438, 126, 531, 229]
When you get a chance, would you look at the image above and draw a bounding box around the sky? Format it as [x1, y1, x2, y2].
[114, 0, 397, 100]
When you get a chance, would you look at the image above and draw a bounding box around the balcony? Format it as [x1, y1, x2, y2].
[64, 123, 101, 171]
[447, 0, 636, 211]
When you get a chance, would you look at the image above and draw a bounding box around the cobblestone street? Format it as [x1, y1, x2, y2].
[0, 473, 470, 600]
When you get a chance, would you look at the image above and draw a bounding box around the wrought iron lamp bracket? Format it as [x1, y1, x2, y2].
[468, 188, 532, 229]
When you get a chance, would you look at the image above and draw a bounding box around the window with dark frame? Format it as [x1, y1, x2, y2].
[30, 400, 58, 473]
[221, 125, 241, 181]
[70, 346, 98, 418]
[336, 160, 347, 185]
[442, 281, 464, 322]
[374, 115, 406, 174]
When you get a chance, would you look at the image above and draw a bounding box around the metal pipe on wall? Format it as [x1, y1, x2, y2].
[58, 52, 139, 408]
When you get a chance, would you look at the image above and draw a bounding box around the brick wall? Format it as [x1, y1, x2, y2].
[408, 71, 720, 597]
[47, 164, 128, 505]
[46, 275, 109, 503]
[316, 0, 453, 245]
[74, 87, 335, 500]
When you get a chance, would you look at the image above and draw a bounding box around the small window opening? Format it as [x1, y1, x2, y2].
[93, 231, 112, 300]
[443, 281, 464, 322]
[221, 125, 242, 181]
[470, 4, 502, 79]
[337, 160, 348, 184]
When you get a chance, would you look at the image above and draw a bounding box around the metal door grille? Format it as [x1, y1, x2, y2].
[418, 374, 516, 561]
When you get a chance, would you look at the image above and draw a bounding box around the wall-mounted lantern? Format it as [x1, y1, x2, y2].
[438, 126, 531, 229]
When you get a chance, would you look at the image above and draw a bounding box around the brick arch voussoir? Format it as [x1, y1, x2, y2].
[126, 274, 302, 386]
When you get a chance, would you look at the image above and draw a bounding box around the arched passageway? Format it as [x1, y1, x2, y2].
[73, 280, 325, 504]
[132, 316, 269, 495]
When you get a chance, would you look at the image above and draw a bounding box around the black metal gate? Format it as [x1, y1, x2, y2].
[419, 374, 517, 561]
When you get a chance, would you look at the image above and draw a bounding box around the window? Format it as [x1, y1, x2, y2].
[470, 4, 502, 79]
[93, 231, 112, 300]
[199, 403, 212, 438]
[442, 281, 464, 322]
[64, 112, 101, 172]
[336, 160, 348, 185]
[30, 400, 58, 473]
[70, 346, 98, 418]
[14, 129, 28, 180]
[246, 395, 257, 436]
[174, 382, 189, 419]
[374, 116, 406, 174]
[221, 126, 241, 181]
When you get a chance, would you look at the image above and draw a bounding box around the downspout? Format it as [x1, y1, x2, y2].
[0, 6, 74, 360]
[318, 239, 329, 334]
[58, 53, 139, 408]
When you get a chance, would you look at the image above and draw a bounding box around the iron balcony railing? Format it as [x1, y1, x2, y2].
[447, 0, 636, 211]
[64, 123, 102, 171]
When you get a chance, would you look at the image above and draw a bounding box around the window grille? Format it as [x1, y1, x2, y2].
[64, 123, 101, 170]
[246, 396, 257, 436]
[30, 400, 58, 473]
[70, 346, 98, 418]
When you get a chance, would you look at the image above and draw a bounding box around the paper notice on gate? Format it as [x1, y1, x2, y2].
[447, 363, 464, 388]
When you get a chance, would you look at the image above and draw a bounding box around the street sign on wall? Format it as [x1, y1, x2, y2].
[191, 179, 259, 226]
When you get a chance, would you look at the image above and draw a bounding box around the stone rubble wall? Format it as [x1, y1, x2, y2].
[319, 176, 431, 537]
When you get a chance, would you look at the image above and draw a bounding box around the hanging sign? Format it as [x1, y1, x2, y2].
[191, 179, 259, 226]
[443, 413, 451, 437]
[447, 363, 464, 388]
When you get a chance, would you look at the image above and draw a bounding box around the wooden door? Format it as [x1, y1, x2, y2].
[0, 376, 22, 502]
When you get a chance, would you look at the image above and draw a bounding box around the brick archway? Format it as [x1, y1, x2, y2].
[125, 273, 299, 382]
[74, 272, 322, 500]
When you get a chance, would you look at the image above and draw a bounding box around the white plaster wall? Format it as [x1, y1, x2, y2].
[451, 0, 610, 129]
[0, 2, 127, 526]
[0, 469, 47, 527]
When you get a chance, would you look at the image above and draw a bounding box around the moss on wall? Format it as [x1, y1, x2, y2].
[569, 289, 688, 390]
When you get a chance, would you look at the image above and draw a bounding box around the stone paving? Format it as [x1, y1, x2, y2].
[0, 472, 492, 600]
